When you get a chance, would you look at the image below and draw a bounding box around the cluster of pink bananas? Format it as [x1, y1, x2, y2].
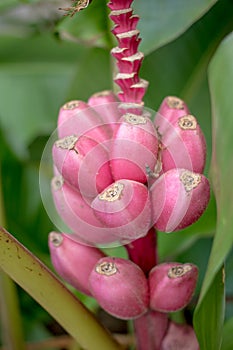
[48, 1, 209, 348]
[49, 231, 199, 349]
[51, 92, 210, 245]
[51, 0, 210, 246]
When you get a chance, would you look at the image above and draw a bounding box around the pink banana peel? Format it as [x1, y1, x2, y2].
[149, 262, 198, 312]
[49, 232, 105, 296]
[52, 134, 113, 197]
[150, 168, 210, 232]
[89, 257, 149, 319]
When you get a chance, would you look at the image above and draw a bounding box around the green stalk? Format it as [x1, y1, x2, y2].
[0, 227, 122, 350]
[0, 167, 26, 350]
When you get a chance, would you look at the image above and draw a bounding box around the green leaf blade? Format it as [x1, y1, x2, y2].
[199, 31, 233, 304]
[194, 267, 225, 350]
[0, 227, 122, 350]
[134, 0, 218, 54]
[194, 31, 233, 350]
[221, 317, 233, 350]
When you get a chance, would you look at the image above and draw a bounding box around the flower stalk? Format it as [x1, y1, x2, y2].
[125, 228, 158, 276]
[108, 0, 148, 110]
[133, 310, 169, 350]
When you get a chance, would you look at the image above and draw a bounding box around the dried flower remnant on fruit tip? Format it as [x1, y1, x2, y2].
[49, 232, 63, 247]
[166, 96, 185, 109]
[59, 0, 92, 17]
[178, 115, 197, 130]
[95, 261, 118, 276]
[55, 135, 78, 150]
[180, 171, 201, 192]
[168, 264, 192, 279]
[51, 176, 64, 191]
[62, 100, 81, 110]
[124, 113, 147, 125]
[99, 183, 124, 202]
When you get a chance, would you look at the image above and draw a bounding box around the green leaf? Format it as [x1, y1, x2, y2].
[56, 0, 218, 54]
[194, 267, 225, 350]
[197, 30, 233, 305]
[0, 62, 74, 158]
[66, 47, 113, 101]
[0, 227, 122, 350]
[0, 0, 18, 10]
[194, 30, 233, 349]
[221, 317, 233, 350]
[0, 35, 112, 159]
[0, 35, 84, 159]
[134, 0, 218, 54]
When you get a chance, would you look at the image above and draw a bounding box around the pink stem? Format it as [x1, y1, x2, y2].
[108, 2, 169, 348]
[125, 228, 158, 276]
[134, 310, 169, 350]
[126, 229, 169, 348]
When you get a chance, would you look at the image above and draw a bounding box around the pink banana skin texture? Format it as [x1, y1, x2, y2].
[161, 321, 199, 350]
[51, 176, 119, 245]
[91, 179, 151, 240]
[88, 90, 121, 134]
[156, 96, 190, 126]
[157, 114, 206, 174]
[110, 113, 158, 183]
[149, 262, 198, 313]
[52, 134, 113, 197]
[155, 96, 206, 174]
[150, 168, 210, 232]
[57, 100, 111, 143]
[48, 232, 105, 296]
[89, 257, 149, 319]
